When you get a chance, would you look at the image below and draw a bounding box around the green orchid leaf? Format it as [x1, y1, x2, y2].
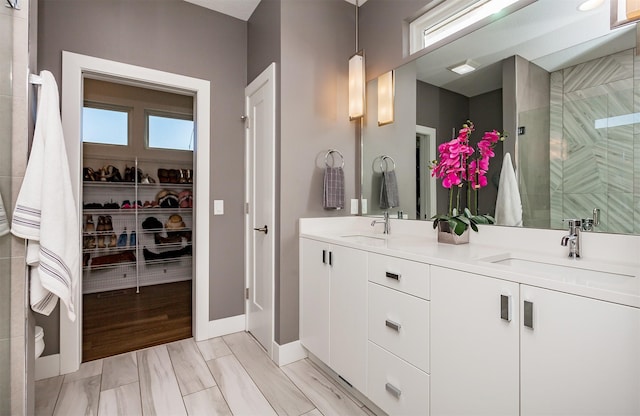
[457, 215, 470, 226]
[464, 207, 472, 218]
[453, 220, 467, 235]
[470, 222, 479, 232]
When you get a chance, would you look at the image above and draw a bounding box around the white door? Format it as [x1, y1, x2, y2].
[430, 266, 520, 416]
[245, 63, 276, 357]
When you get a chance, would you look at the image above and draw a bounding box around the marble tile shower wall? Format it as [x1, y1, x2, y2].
[2, 2, 31, 414]
[0, 8, 14, 415]
[550, 49, 639, 234]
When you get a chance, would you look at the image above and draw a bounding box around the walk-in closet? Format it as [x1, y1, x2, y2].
[81, 78, 195, 361]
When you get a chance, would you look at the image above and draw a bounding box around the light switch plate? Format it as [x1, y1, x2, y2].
[214, 200, 224, 215]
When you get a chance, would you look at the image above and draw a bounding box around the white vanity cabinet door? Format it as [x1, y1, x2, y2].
[299, 238, 331, 364]
[430, 266, 520, 416]
[520, 285, 640, 416]
[330, 244, 368, 392]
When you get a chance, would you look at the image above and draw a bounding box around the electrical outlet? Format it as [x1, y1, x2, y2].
[350, 199, 358, 215]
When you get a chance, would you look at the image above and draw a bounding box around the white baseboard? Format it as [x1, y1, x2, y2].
[194, 314, 246, 342]
[35, 354, 60, 381]
[272, 340, 307, 367]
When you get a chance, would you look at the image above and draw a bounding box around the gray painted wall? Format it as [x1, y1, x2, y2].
[469, 89, 504, 216]
[247, 0, 283, 341]
[359, 0, 432, 80]
[279, 0, 356, 344]
[363, 61, 418, 219]
[37, 0, 247, 353]
[250, 0, 357, 345]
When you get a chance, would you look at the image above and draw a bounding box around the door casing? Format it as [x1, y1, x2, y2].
[60, 51, 212, 374]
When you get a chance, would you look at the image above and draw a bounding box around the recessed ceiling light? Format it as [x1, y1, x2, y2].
[449, 60, 479, 75]
[578, 0, 604, 12]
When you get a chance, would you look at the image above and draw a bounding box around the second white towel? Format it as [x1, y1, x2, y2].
[495, 152, 522, 227]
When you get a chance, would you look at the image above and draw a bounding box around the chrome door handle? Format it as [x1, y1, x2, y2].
[501, 294, 512, 322]
[253, 225, 268, 234]
[524, 300, 534, 329]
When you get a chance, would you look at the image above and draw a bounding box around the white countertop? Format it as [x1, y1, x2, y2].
[299, 217, 640, 309]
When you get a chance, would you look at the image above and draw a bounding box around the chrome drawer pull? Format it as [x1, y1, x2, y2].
[385, 382, 402, 398]
[385, 319, 401, 331]
[385, 271, 401, 280]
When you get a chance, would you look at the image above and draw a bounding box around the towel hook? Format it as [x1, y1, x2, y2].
[325, 149, 345, 168]
[379, 155, 396, 172]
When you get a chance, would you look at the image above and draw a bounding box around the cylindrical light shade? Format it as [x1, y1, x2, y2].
[377, 70, 394, 126]
[349, 51, 365, 120]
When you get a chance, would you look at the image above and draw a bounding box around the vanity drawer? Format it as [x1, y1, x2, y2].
[368, 282, 429, 372]
[368, 253, 430, 299]
[367, 341, 430, 416]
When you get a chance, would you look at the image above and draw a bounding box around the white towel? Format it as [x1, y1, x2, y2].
[0, 192, 9, 237]
[11, 70, 79, 321]
[495, 152, 523, 227]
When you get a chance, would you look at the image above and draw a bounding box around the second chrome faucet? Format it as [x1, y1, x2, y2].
[371, 211, 390, 234]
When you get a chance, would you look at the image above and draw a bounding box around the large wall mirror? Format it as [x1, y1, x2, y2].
[362, 0, 640, 235]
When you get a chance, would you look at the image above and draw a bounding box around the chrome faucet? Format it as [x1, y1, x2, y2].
[561, 219, 582, 258]
[371, 211, 391, 234]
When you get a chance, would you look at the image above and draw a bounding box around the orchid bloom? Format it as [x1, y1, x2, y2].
[431, 121, 505, 213]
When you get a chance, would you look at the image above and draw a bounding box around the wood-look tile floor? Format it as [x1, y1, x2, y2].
[35, 332, 379, 416]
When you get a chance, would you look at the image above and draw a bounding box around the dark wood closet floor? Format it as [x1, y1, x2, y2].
[82, 280, 192, 362]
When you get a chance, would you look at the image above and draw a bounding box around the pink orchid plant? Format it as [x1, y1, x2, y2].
[430, 121, 506, 235]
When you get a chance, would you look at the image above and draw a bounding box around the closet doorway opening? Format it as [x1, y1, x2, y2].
[81, 78, 195, 361]
[61, 52, 212, 374]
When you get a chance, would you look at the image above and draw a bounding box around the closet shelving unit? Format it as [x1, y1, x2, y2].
[81, 158, 193, 294]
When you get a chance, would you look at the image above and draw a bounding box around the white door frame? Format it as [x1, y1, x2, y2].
[60, 51, 212, 374]
[244, 63, 276, 360]
[417, 125, 437, 220]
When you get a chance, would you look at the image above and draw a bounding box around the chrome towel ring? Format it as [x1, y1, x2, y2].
[380, 155, 396, 172]
[325, 149, 345, 168]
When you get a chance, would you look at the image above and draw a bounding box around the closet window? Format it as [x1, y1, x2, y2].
[82, 104, 130, 146]
[146, 111, 194, 151]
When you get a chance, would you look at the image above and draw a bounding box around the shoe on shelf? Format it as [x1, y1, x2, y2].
[117, 228, 128, 247]
[96, 216, 106, 248]
[83, 236, 96, 249]
[84, 215, 95, 233]
[108, 232, 117, 248]
[121, 200, 132, 209]
[129, 230, 136, 247]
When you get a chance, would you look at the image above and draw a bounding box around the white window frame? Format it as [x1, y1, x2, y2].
[82, 101, 132, 146]
[145, 109, 195, 152]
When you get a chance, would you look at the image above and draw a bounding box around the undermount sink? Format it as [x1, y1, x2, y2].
[479, 253, 636, 282]
[340, 234, 387, 247]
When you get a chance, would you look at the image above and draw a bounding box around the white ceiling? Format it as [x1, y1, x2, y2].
[184, 0, 367, 21]
[416, 0, 635, 97]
